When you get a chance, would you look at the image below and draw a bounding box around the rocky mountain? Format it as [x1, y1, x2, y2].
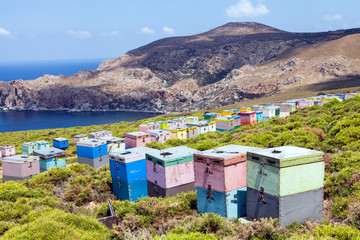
[1, 22, 360, 113]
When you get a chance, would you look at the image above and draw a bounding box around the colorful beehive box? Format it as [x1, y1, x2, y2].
[155, 121, 169, 129]
[345, 93, 356, 100]
[34, 141, 50, 150]
[232, 116, 241, 129]
[298, 100, 314, 109]
[73, 134, 88, 145]
[278, 104, 291, 118]
[89, 130, 112, 139]
[109, 147, 160, 201]
[194, 145, 261, 219]
[286, 102, 297, 113]
[138, 122, 161, 132]
[53, 138, 69, 150]
[77, 139, 109, 169]
[186, 116, 199, 123]
[262, 107, 276, 121]
[22, 142, 38, 155]
[185, 126, 199, 139]
[99, 136, 125, 153]
[222, 110, 234, 116]
[0, 145, 16, 157]
[146, 129, 171, 143]
[33, 147, 66, 171]
[204, 112, 220, 120]
[168, 118, 185, 127]
[215, 116, 235, 132]
[313, 100, 323, 106]
[246, 146, 324, 226]
[146, 146, 198, 197]
[2, 155, 40, 182]
[186, 121, 212, 134]
[164, 127, 187, 140]
[252, 105, 264, 111]
[256, 111, 263, 123]
[240, 107, 251, 112]
[238, 111, 257, 125]
[124, 132, 152, 148]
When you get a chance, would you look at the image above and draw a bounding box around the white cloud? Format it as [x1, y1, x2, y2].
[162, 26, 175, 35]
[140, 27, 155, 35]
[101, 31, 120, 37]
[323, 14, 343, 21]
[0, 27, 11, 37]
[226, 0, 270, 18]
[68, 30, 92, 38]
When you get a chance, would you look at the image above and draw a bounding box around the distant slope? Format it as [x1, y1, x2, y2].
[1, 22, 360, 113]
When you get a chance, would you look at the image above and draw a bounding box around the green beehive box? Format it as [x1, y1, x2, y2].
[146, 146, 198, 167]
[247, 146, 324, 197]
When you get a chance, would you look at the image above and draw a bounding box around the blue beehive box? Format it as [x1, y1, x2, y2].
[76, 139, 108, 159]
[34, 141, 50, 150]
[53, 138, 69, 150]
[109, 147, 160, 201]
[33, 147, 66, 171]
[196, 186, 247, 219]
[22, 142, 38, 155]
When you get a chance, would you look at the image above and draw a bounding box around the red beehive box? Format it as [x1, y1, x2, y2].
[238, 111, 257, 125]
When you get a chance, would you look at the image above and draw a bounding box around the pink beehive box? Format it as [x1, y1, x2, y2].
[193, 145, 261, 192]
[146, 129, 171, 143]
[2, 155, 40, 182]
[139, 124, 154, 132]
[124, 132, 152, 148]
[0, 145, 16, 157]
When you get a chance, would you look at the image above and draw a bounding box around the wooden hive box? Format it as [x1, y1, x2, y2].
[278, 104, 291, 118]
[186, 126, 199, 139]
[109, 147, 160, 201]
[298, 100, 314, 109]
[313, 100, 323, 106]
[22, 142, 38, 155]
[232, 116, 241, 129]
[222, 110, 234, 116]
[215, 117, 235, 132]
[256, 111, 263, 123]
[146, 146, 198, 197]
[2, 155, 40, 182]
[345, 93, 356, 100]
[262, 107, 276, 121]
[196, 186, 247, 219]
[73, 134, 88, 145]
[33, 147, 66, 171]
[164, 127, 187, 140]
[238, 111, 257, 125]
[77, 139, 109, 169]
[53, 138, 69, 150]
[204, 112, 220, 120]
[186, 121, 210, 135]
[186, 116, 199, 123]
[193, 145, 261, 192]
[146, 129, 171, 143]
[0, 145, 16, 157]
[240, 107, 251, 112]
[246, 146, 324, 226]
[34, 141, 50, 150]
[252, 105, 264, 111]
[138, 124, 154, 132]
[208, 121, 216, 132]
[155, 121, 169, 129]
[99, 136, 125, 153]
[124, 131, 152, 148]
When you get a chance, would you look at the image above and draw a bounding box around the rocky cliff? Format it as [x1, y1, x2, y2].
[1, 22, 360, 113]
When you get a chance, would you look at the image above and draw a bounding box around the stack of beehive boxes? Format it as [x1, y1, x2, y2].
[89, 130, 112, 139]
[262, 107, 276, 121]
[73, 134, 88, 145]
[186, 116, 199, 123]
[278, 104, 291, 118]
[222, 110, 234, 116]
[76, 139, 108, 169]
[109, 147, 159, 201]
[246, 146, 324, 226]
[146, 146, 198, 197]
[99, 136, 125, 153]
[238, 111, 257, 125]
[2, 155, 40, 182]
[252, 105, 263, 111]
[164, 127, 187, 140]
[240, 107, 251, 112]
[298, 100, 314, 109]
[187, 121, 214, 134]
[22, 142, 38, 155]
[146, 129, 171, 143]
[185, 126, 199, 139]
[256, 111, 263, 123]
[138, 122, 160, 132]
[193, 145, 261, 219]
[124, 132, 152, 148]
[0, 145, 16, 157]
[33, 147, 66, 172]
[53, 138, 69, 150]
[215, 116, 235, 132]
[204, 113, 220, 120]
[34, 141, 50, 150]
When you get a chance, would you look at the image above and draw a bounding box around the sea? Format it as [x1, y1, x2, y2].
[0, 59, 159, 132]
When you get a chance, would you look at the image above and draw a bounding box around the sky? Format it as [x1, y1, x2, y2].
[0, 0, 359, 62]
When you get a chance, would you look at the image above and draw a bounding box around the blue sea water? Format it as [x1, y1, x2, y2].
[0, 59, 160, 132]
[0, 59, 104, 82]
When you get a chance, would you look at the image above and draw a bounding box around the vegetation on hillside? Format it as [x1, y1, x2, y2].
[1, 98, 360, 239]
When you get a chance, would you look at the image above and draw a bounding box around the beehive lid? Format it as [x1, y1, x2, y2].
[77, 139, 107, 147]
[22, 142, 37, 146]
[239, 111, 256, 115]
[109, 147, 160, 163]
[247, 146, 324, 168]
[34, 141, 49, 144]
[73, 134, 87, 138]
[194, 145, 261, 166]
[53, 137, 68, 142]
[146, 146, 198, 167]
[124, 131, 149, 137]
[2, 155, 39, 163]
[0, 145, 15, 149]
[98, 136, 125, 143]
[33, 147, 65, 159]
[187, 121, 208, 127]
[146, 129, 171, 135]
[256, 111, 263, 114]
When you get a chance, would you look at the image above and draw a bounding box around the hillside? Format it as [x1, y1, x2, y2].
[0, 98, 360, 239]
[1, 23, 360, 113]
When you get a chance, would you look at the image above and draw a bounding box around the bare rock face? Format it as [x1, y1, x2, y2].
[1, 22, 360, 113]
